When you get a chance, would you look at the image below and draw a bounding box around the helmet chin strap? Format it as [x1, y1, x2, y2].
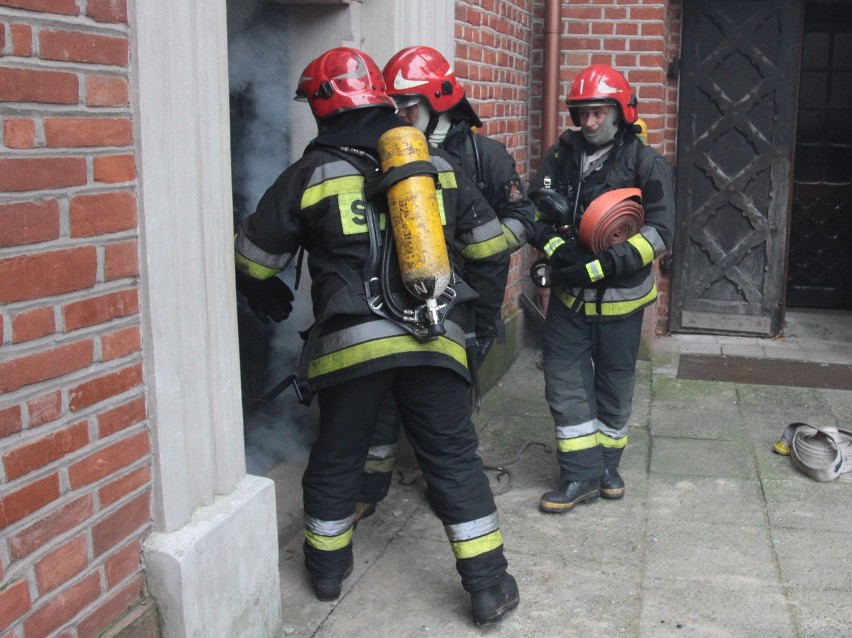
[582, 107, 620, 147]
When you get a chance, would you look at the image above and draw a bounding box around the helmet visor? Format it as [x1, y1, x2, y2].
[390, 94, 422, 109]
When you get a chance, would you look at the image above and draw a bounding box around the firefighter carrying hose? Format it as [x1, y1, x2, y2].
[356, 46, 535, 522]
[528, 64, 675, 513]
[233, 47, 518, 625]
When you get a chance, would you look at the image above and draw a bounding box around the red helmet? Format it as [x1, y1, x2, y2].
[566, 64, 638, 126]
[382, 45, 464, 113]
[295, 47, 394, 119]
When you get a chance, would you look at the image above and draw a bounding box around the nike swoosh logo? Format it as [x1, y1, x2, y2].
[393, 70, 429, 90]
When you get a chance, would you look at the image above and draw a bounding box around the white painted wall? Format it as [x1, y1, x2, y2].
[131, 0, 281, 635]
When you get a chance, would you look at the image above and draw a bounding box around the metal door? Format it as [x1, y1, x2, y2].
[786, 2, 852, 309]
[669, 0, 803, 335]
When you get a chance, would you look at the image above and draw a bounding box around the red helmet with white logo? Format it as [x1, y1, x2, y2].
[566, 64, 638, 126]
[295, 47, 394, 120]
[382, 45, 464, 113]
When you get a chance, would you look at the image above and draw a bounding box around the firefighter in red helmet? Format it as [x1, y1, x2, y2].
[352, 46, 535, 521]
[528, 64, 675, 512]
[234, 47, 518, 625]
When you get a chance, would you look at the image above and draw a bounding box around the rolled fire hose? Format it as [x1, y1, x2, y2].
[773, 422, 852, 481]
[578, 187, 644, 253]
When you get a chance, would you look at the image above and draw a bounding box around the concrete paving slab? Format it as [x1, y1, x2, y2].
[651, 438, 758, 479]
[638, 579, 795, 638]
[649, 405, 748, 440]
[787, 587, 852, 638]
[644, 519, 778, 585]
[762, 478, 852, 533]
[772, 528, 852, 591]
[646, 475, 766, 527]
[652, 376, 740, 411]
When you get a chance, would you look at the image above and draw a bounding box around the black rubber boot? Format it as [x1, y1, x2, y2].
[600, 468, 625, 499]
[539, 479, 600, 513]
[311, 557, 354, 602]
[470, 573, 520, 626]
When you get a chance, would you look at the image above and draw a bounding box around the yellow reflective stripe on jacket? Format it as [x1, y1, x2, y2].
[450, 530, 504, 559]
[556, 283, 657, 318]
[556, 432, 598, 453]
[308, 333, 467, 380]
[627, 233, 656, 266]
[543, 235, 565, 258]
[301, 174, 364, 209]
[234, 233, 291, 273]
[598, 431, 628, 449]
[304, 527, 353, 552]
[234, 252, 280, 280]
[585, 259, 605, 282]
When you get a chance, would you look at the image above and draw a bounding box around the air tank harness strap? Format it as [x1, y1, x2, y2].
[363, 160, 438, 200]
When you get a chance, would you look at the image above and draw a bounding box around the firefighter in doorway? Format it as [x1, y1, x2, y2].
[355, 46, 535, 520]
[528, 64, 674, 513]
[233, 47, 518, 625]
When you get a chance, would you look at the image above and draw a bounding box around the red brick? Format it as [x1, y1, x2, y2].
[3, 421, 90, 480]
[69, 191, 137, 237]
[77, 576, 144, 638]
[68, 363, 143, 412]
[101, 325, 141, 362]
[86, 0, 128, 24]
[27, 391, 63, 428]
[9, 495, 94, 560]
[96, 396, 145, 439]
[63, 289, 139, 331]
[0, 67, 78, 104]
[12, 306, 55, 343]
[22, 572, 101, 638]
[0, 404, 23, 437]
[0, 473, 60, 530]
[92, 491, 151, 556]
[0, 157, 87, 192]
[35, 535, 89, 594]
[10, 23, 32, 56]
[104, 239, 139, 279]
[0, 579, 30, 633]
[85, 75, 128, 106]
[94, 154, 135, 184]
[44, 117, 132, 147]
[104, 540, 141, 587]
[98, 465, 150, 507]
[68, 430, 149, 487]
[0, 340, 94, 393]
[0, 0, 78, 14]
[3, 117, 35, 148]
[40, 29, 128, 66]
[0, 200, 60, 248]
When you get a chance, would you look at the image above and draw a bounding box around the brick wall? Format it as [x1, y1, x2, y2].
[0, 1, 150, 635]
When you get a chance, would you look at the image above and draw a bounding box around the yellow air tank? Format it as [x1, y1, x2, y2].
[377, 127, 451, 328]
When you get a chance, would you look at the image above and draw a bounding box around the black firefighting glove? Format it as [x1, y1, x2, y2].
[547, 240, 589, 269]
[235, 269, 294, 323]
[472, 333, 496, 370]
[550, 250, 617, 288]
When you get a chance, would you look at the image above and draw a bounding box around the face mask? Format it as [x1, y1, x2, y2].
[582, 107, 620, 147]
[412, 97, 432, 134]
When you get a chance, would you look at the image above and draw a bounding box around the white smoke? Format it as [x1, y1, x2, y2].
[228, 2, 317, 476]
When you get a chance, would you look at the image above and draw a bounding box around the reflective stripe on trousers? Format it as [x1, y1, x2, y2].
[542, 299, 643, 480]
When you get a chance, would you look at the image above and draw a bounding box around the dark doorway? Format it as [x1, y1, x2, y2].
[786, 2, 852, 310]
[669, 0, 802, 336]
